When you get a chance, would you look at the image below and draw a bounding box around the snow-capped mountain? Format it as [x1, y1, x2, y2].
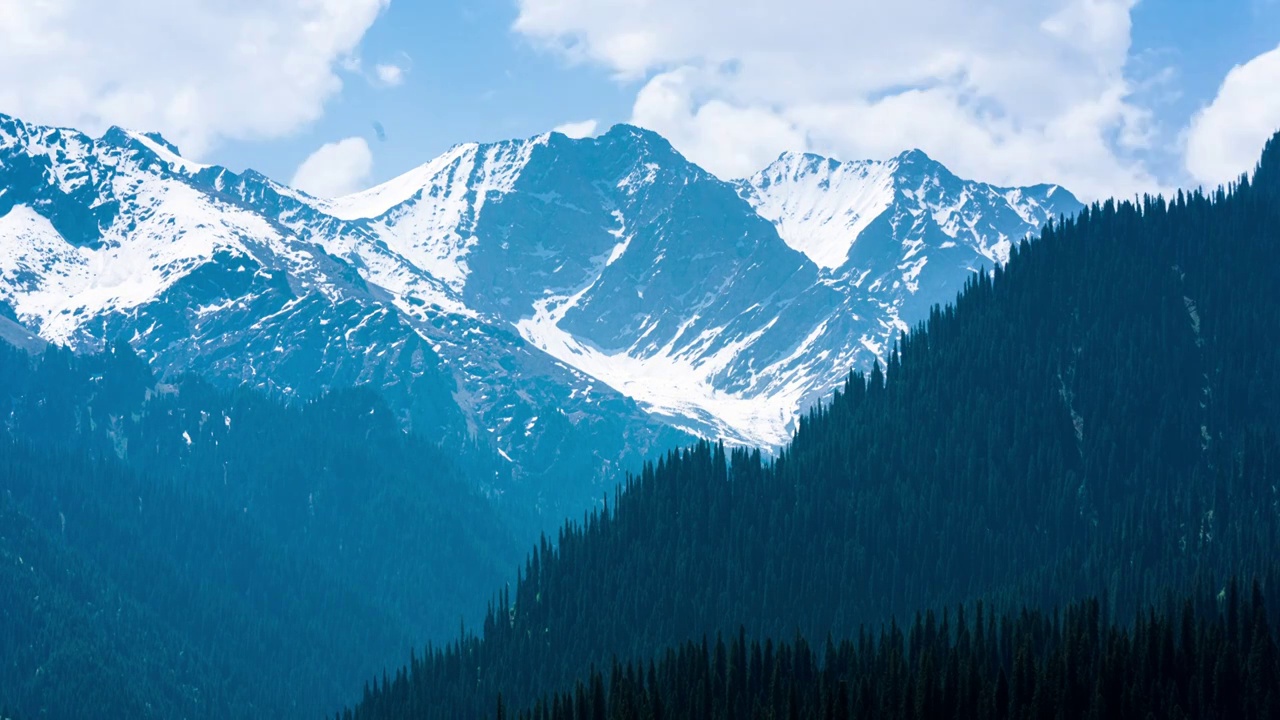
[0, 114, 690, 519]
[0, 112, 1080, 484]
[738, 150, 1076, 333]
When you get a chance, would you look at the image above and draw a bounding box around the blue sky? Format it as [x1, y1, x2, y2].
[1, 0, 1278, 201]
[214, 0, 634, 189]
[1126, 0, 1280, 180]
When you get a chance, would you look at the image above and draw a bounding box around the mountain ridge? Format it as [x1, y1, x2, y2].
[0, 111, 1081, 491]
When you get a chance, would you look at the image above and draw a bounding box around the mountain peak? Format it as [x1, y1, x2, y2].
[740, 142, 1082, 274]
[140, 131, 183, 157]
[600, 123, 668, 145]
[739, 151, 899, 270]
[766, 151, 845, 175]
[316, 132, 551, 221]
[893, 148, 938, 167]
[755, 150, 948, 182]
[0, 114, 23, 149]
[98, 125, 206, 175]
[596, 124, 695, 163]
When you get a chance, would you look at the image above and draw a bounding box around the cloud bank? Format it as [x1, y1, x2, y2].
[291, 137, 374, 198]
[0, 0, 390, 157]
[515, 0, 1163, 200]
[553, 119, 601, 139]
[1184, 44, 1280, 189]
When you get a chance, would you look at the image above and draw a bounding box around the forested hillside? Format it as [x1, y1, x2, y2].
[343, 134, 1280, 718]
[0, 342, 523, 719]
[496, 576, 1279, 720]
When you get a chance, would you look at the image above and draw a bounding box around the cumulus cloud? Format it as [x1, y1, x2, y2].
[0, 0, 389, 157]
[630, 68, 806, 179]
[291, 137, 374, 198]
[375, 63, 407, 87]
[372, 53, 412, 88]
[1184, 44, 1280, 188]
[515, 0, 1161, 199]
[553, 119, 601, 138]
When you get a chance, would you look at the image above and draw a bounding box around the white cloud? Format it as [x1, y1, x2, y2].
[0, 0, 390, 157]
[1184, 44, 1280, 188]
[291, 137, 374, 198]
[375, 63, 407, 87]
[552, 119, 600, 138]
[515, 0, 1162, 200]
[631, 68, 805, 179]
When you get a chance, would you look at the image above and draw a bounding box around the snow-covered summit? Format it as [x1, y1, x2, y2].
[739, 151, 899, 269]
[0, 112, 1082, 462]
[739, 147, 1075, 275]
[321, 135, 548, 220]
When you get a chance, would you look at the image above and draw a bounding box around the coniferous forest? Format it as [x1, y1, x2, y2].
[338, 134, 1280, 718]
[494, 579, 1279, 720]
[0, 342, 524, 718]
